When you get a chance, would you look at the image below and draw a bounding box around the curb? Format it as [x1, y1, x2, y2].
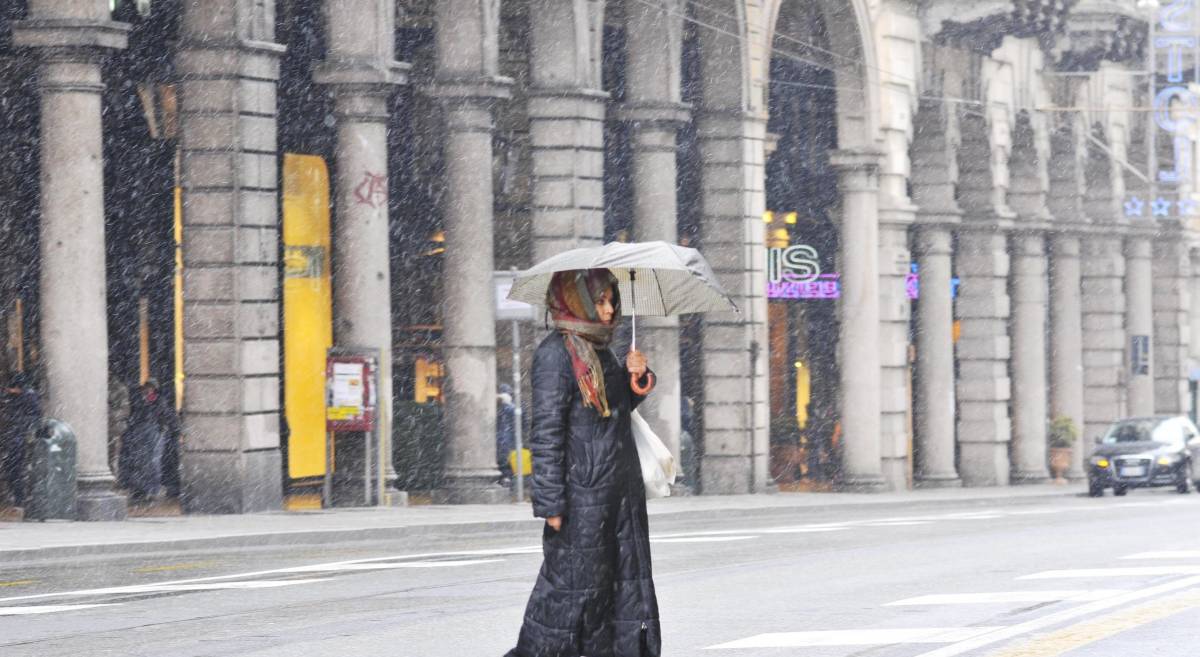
[0, 488, 1084, 565]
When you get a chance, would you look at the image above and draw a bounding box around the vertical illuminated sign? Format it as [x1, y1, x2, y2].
[1130, 0, 1200, 219]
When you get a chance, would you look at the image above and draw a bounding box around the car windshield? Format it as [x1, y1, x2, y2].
[1101, 418, 1178, 446]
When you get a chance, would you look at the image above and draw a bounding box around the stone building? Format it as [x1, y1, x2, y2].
[0, 0, 1195, 518]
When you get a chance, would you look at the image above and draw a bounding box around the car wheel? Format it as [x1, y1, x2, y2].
[1179, 463, 1194, 495]
[1087, 479, 1104, 497]
[1113, 485, 1128, 497]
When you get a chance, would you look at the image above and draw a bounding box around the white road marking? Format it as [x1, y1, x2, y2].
[1019, 566, 1200, 579]
[705, 627, 1004, 649]
[940, 513, 1004, 520]
[757, 525, 848, 534]
[862, 520, 934, 527]
[1122, 551, 1200, 560]
[911, 575, 1200, 657]
[280, 559, 503, 572]
[651, 536, 757, 544]
[0, 604, 117, 616]
[886, 590, 1125, 606]
[0, 547, 540, 605]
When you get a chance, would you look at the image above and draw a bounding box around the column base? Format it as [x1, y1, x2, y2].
[76, 482, 127, 521]
[1011, 470, 1051, 485]
[182, 450, 283, 514]
[914, 474, 962, 489]
[838, 473, 889, 492]
[432, 480, 511, 505]
[700, 454, 754, 494]
[958, 442, 1011, 487]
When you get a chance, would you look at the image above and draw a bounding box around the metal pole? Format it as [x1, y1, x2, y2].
[513, 319, 525, 502]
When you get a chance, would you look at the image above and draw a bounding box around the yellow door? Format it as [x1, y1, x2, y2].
[282, 154, 333, 478]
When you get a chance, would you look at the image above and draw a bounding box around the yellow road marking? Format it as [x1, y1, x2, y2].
[133, 561, 215, 574]
[0, 580, 37, 588]
[985, 591, 1200, 657]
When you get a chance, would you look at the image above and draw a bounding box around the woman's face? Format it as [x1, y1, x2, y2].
[595, 287, 616, 325]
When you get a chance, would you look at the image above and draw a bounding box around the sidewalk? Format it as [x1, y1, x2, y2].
[0, 484, 1083, 563]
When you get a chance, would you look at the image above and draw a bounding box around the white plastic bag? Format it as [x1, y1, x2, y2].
[631, 410, 676, 499]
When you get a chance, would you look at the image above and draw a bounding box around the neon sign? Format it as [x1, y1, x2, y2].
[767, 263, 961, 301]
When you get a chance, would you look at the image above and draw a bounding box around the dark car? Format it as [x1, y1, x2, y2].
[1087, 415, 1200, 497]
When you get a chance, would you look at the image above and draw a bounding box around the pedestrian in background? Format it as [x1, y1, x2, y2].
[0, 373, 40, 507]
[505, 269, 662, 657]
[496, 383, 516, 485]
[119, 378, 179, 502]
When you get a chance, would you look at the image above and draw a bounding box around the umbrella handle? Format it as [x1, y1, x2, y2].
[631, 371, 655, 396]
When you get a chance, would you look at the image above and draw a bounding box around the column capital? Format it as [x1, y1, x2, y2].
[614, 101, 692, 130]
[426, 76, 513, 103]
[12, 18, 129, 53]
[915, 207, 963, 229]
[830, 148, 884, 194]
[313, 59, 410, 91]
[1124, 233, 1154, 260]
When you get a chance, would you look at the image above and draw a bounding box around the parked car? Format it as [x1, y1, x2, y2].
[1087, 415, 1200, 497]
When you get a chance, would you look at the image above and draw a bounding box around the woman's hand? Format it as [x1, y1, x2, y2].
[546, 516, 563, 532]
[626, 349, 648, 377]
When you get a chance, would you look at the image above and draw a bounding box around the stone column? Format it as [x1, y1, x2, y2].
[831, 149, 886, 490]
[429, 0, 512, 504]
[175, 0, 286, 513]
[13, 5, 129, 520]
[620, 0, 688, 480]
[1049, 232, 1086, 477]
[623, 106, 688, 471]
[315, 0, 408, 504]
[528, 0, 606, 261]
[1124, 234, 1155, 416]
[909, 100, 961, 487]
[1152, 232, 1190, 414]
[1009, 231, 1050, 483]
[878, 207, 915, 490]
[695, 110, 770, 494]
[954, 223, 1013, 487]
[1081, 233, 1126, 442]
[912, 224, 960, 486]
[1046, 120, 1087, 477]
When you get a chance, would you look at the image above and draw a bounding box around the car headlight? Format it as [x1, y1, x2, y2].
[1156, 455, 1180, 466]
[1091, 457, 1110, 468]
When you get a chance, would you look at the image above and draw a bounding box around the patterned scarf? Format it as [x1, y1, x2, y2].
[547, 269, 620, 417]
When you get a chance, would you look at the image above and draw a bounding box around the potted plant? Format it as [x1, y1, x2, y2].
[1047, 416, 1078, 484]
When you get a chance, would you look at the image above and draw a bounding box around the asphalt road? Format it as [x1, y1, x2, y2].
[2, 489, 1199, 656]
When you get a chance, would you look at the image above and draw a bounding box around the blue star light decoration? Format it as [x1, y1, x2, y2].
[1152, 196, 1173, 217]
[1124, 196, 1145, 217]
[1180, 199, 1198, 217]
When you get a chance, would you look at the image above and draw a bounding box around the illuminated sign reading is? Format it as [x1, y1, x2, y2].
[767, 245, 821, 284]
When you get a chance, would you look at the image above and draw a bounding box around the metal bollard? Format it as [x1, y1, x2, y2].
[23, 419, 78, 521]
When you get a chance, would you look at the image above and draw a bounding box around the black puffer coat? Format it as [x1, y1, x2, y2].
[506, 333, 660, 657]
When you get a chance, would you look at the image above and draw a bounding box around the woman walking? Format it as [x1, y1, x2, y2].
[505, 269, 661, 657]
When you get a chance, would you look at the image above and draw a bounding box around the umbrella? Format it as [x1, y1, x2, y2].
[507, 240, 739, 393]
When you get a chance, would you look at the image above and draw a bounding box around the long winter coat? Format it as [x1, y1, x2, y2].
[507, 333, 661, 657]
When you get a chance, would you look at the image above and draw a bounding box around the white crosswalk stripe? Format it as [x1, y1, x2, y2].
[1121, 550, 1200, 560]
[704, 627, 1005, 649]
[0, 604, 117, 616]
[886, 590, 1125, 606]
[279, 559, 503, 573]
[1019, 566, 1200, 579]
[651, 536, 757, 543]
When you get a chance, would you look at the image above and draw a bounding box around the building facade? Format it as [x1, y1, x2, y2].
[0, 0, 1195, 518]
